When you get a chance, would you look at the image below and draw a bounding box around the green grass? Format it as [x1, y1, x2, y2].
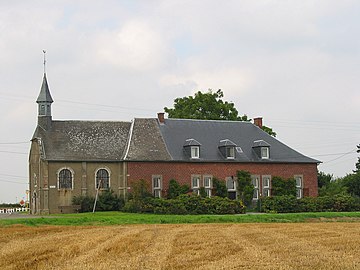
[1, 211, 360, 226]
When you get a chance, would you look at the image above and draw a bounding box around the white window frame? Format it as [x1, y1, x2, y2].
[251, 175, 260, 200]
[295, 175, 303, 199]
[226, 176, 237, 199]
[152, 175, 162, 198]
[191, 175, 201, 195]
[261, 147, 269, 159]
[57, 167, 74, 190]
[203, 175, 213, 197]
[226, 177, 236, 191]
[262, 175, 271, 197]
[226, 147, 235, 159]
[191, 146, 200, 159]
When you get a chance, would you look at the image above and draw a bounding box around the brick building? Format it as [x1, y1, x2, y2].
[29, 73, 319, 214]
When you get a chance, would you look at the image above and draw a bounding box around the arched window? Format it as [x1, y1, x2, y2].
[96, 169, 110, 189]
[58, 169, 73, 189]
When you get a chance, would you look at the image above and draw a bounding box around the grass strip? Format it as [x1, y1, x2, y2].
[1, 211, 360, 226]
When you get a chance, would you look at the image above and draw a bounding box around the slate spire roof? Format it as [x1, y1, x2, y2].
[36, 73, 53, 103]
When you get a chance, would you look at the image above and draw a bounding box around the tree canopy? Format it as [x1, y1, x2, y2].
[164, 89, 276, 136]
[354, 144, 360, 173]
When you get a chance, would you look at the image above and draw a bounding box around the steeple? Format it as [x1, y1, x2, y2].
[36, 51, 53, 130]
[36, 73, 53, 117]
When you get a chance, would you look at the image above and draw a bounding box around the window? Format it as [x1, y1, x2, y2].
[152, 175, 162, 198]
[295, 175, 303, 199]
[226, 147, 235, 159]
[40, 104, 45, 115]
[226, 177, 236, 190]
[58, 168, 73, 189]
[262, 175, 271, 197]
[95, 169, 110, 189]
[203, 175, 212, 197]
[251, 175, 260, 200]
[191, 175, 201, 195]
[261, 147, 269, 159]
[191, 146, 200, 159]
[226, 176, 237, 200]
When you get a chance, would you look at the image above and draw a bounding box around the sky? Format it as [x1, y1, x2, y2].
[0, 0, 359, 203]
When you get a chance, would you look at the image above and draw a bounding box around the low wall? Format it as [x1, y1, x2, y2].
[0, 208, 29, 214]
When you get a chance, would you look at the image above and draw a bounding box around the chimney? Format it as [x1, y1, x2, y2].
[254, 117, 263, 128]
[157, 112, 165, 124]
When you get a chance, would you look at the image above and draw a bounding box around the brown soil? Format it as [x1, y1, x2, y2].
[1, 223, 359, 269]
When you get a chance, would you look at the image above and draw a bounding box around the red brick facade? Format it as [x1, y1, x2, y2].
[127, 162, 318, 197]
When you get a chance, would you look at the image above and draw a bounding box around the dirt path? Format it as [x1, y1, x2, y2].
[1, 223, 359, 269]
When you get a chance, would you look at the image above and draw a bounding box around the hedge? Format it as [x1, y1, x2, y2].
[260, 195, 360, 213]
[123, 194, 246, 215]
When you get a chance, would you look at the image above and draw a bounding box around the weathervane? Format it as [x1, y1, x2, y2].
[43, 50, 46, 74]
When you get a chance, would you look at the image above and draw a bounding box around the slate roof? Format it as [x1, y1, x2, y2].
[125, 118, 171, 161]
[32, 117, 319, 164]
[36, 74, 53, 103]
[158, 118, 320, 163]
[32, 120, 131, 161]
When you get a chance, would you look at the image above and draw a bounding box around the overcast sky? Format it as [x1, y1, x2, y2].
[0, 1, 359, 203]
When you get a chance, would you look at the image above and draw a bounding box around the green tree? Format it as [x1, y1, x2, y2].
[164, 89, 276, 136]
[167, 179, 189, 199]
[212, 177, 227, 198]
[271, 176, 296, 196]
[354, 144, 360, 173]
[317, 171, 333, 189]
[342, 173, 360, 197]
[236, 170, 254, 206]
[130, 179, 152, 200]
[318, 178, 348, 197]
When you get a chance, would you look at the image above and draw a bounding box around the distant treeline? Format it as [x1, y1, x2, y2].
[0, 203, 21, 208]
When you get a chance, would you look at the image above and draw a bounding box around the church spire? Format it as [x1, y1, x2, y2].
[36, 50, 53, 129]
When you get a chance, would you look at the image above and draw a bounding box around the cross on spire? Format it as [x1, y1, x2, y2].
[43, 50, 46, 74]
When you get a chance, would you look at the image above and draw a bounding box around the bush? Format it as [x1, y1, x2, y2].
[212, 177, 227, 198]
[167, 179, 189, 199]
[72, 195, 95, 213]
[260, 195, 360, 213]
[236, 170, 254, 207]
[123, 195, 246, 215]
[72, 190, 124, 213]
[271, 176, 296, 196]
[97, 190, 124, 211]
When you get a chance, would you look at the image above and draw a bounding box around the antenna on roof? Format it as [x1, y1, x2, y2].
[43, 50, 46, 74]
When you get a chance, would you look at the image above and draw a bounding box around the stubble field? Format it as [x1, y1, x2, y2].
[1, 223, 360, 270]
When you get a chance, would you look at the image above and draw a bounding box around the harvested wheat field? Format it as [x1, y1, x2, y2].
[1, 223, 360, 270]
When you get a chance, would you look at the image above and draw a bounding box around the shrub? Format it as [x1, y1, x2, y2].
[72, 190, 124, 213]
[123, 195, 246, 215]
[212, 177, 227, 198]
[271, 176, 296, 196]
[97, 190, 124, 211]
[260, 195, 360, 213]
[130, 179, 152, 200]
[72, 195, 95, 213]
[167, 179, 189, 199]
[236, 170, 254, 207]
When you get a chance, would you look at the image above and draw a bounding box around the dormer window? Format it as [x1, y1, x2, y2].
[219, 139, 237, 160]
[191, 146, 200, 159]
[184, 138, 201, 159]
[261, 147, 269, 159]
[226, 147, 235, 159]
[253, 140, 270, 160]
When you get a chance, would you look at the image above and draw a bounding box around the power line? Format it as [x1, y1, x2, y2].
[322, 149, 357, 164]
[0, 179, 28, 185]
[311, 151, 358, 157]
[0, 141, 29, 145]
[0, 173, 28, 179]
[0, 150, 28, 155]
